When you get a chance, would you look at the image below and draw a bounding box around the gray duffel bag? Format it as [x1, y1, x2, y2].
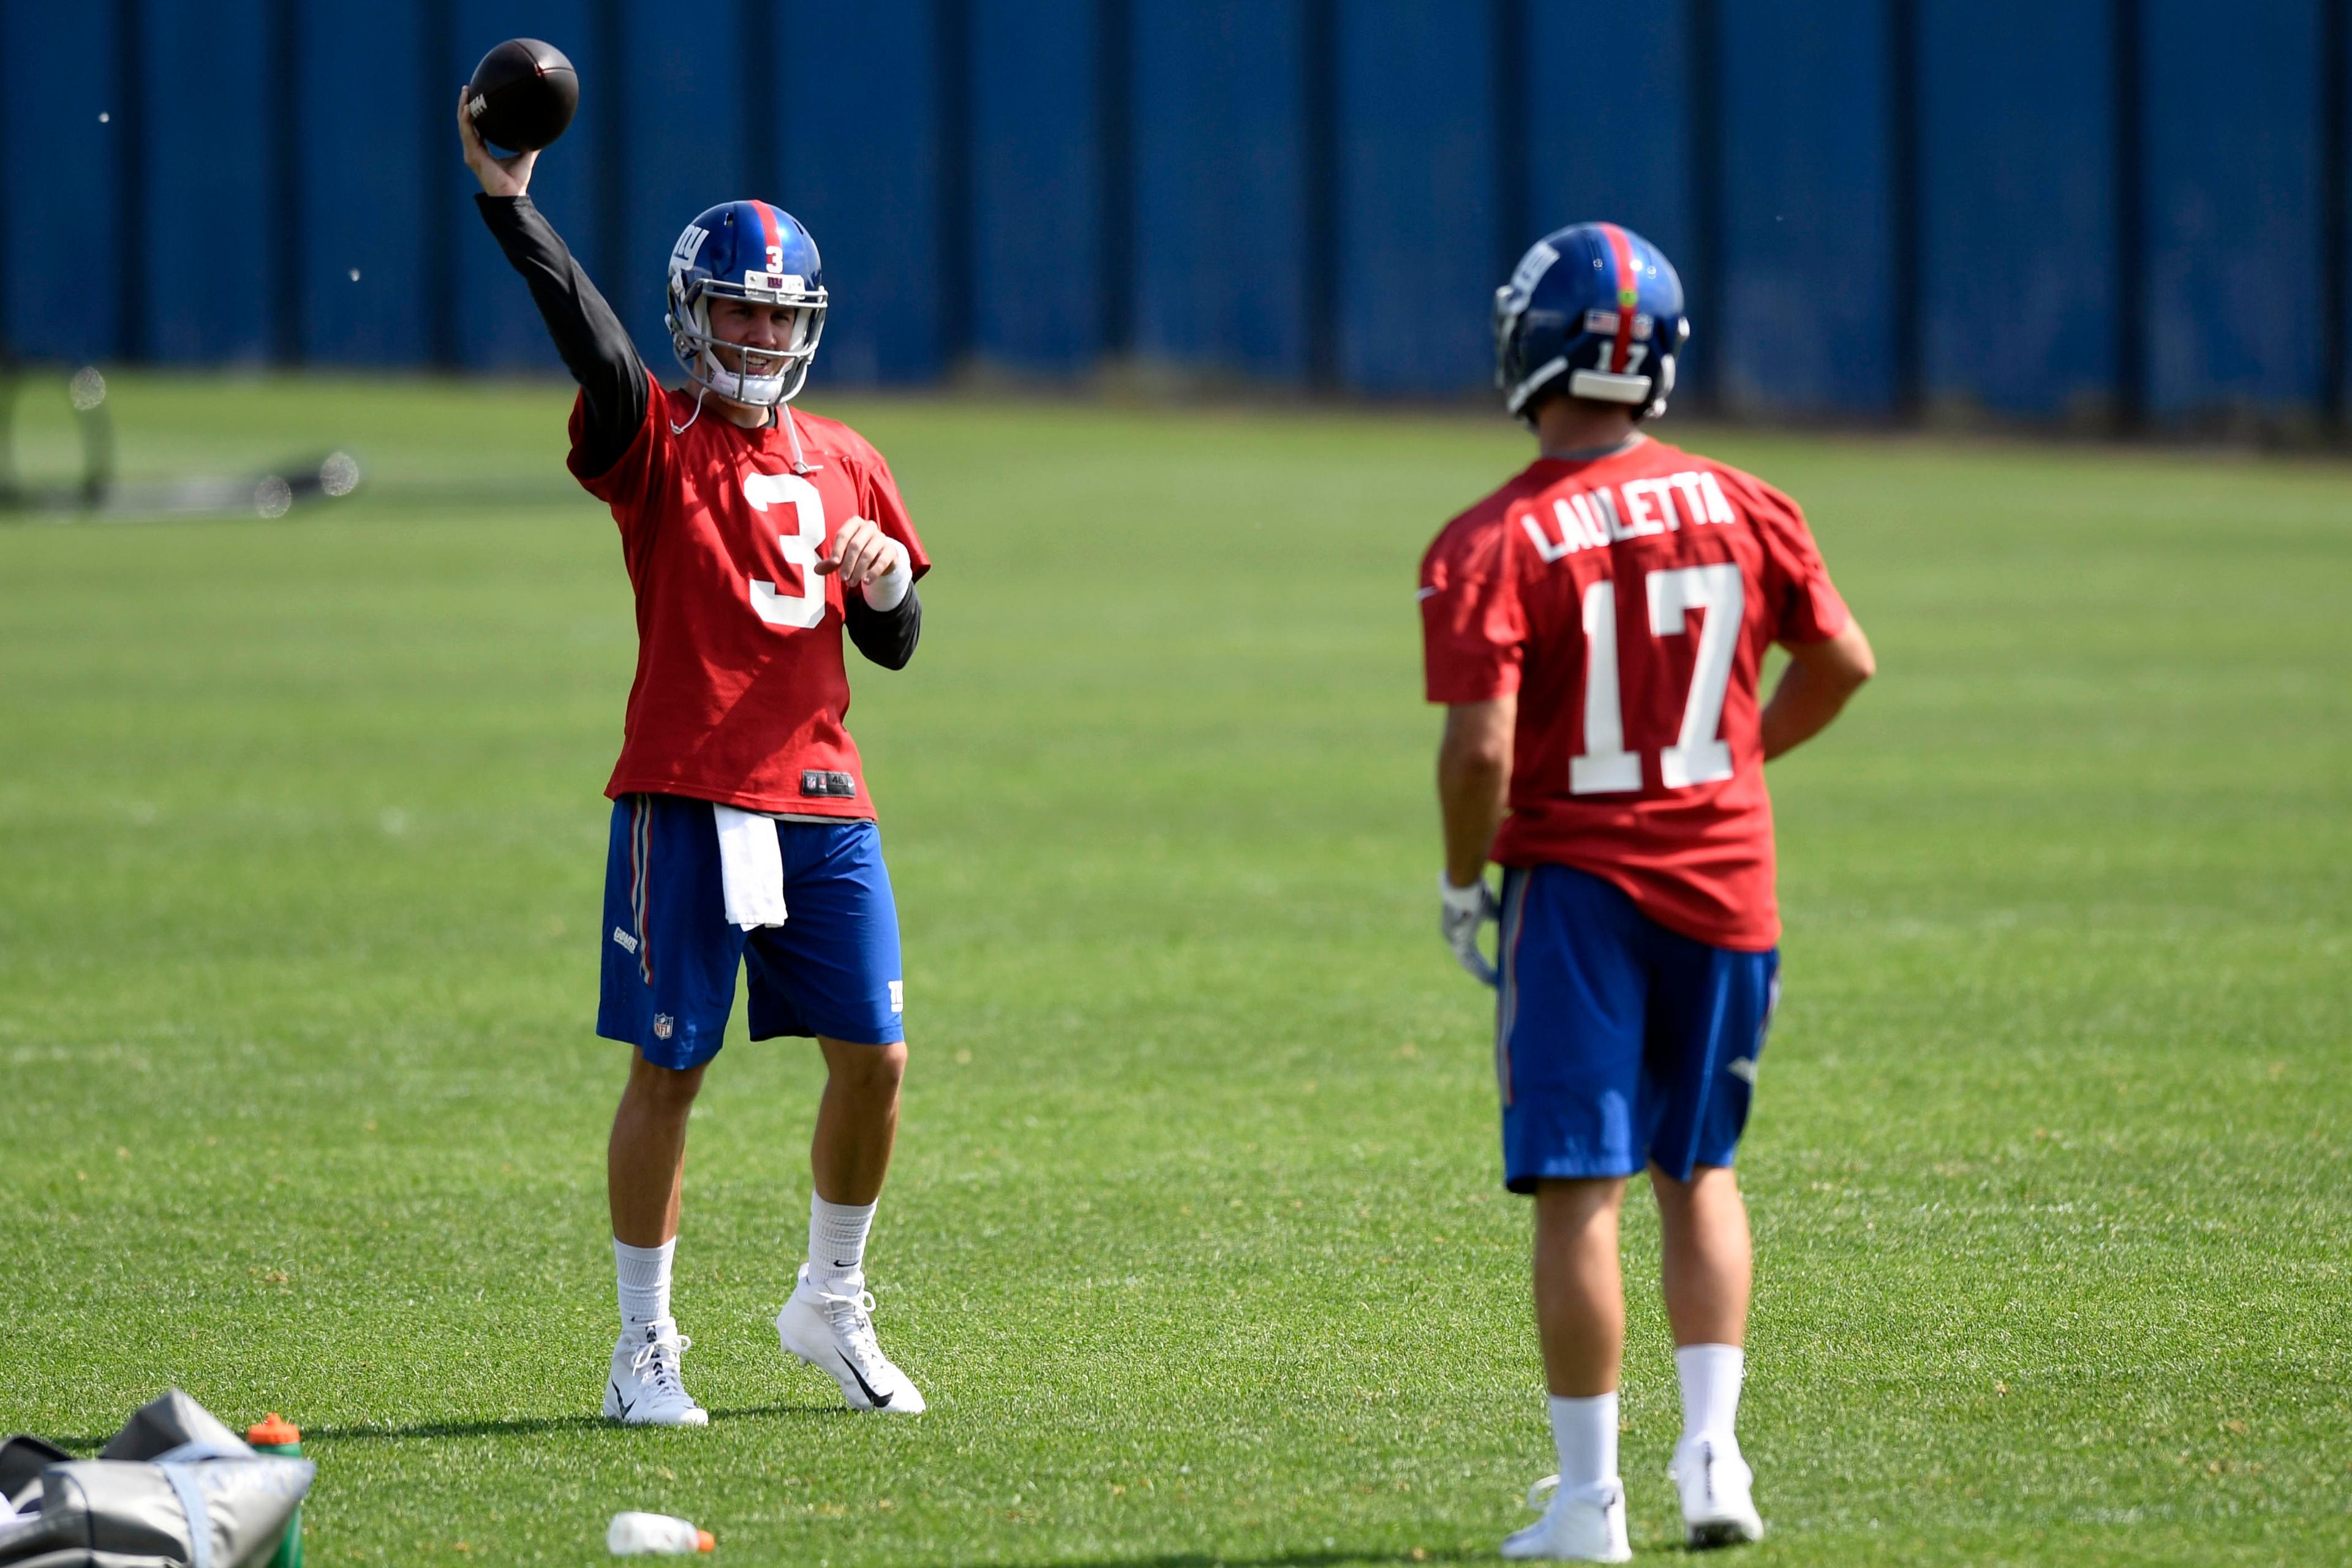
[0, 1390, 314, 1568]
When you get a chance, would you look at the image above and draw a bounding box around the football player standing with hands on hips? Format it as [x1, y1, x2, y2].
[461, 94, 930, 1424]
[1420, 225, 1874, 1559]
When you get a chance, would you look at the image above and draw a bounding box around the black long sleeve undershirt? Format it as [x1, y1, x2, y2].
[478, 192, 924, 669]
[475, 193, 647, 478]
[843, 587, 922, 670]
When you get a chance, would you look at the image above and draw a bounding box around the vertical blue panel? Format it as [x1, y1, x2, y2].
[618, 0, 745, 377]
[1918, 0, 2114, 417]
[145, 0, 272, 364]
[300, 6, 431, 363]
[779, 1, 941, 386]
[1131, 1, 1309, 380]
[1523, 1, 1694, 388]
[969, 0, 1101, 372]
[1, 3, 120, 361]
[1335, 1, 1496, 395]
[1522, 4, 1692, 269]
[454, 1, 598, 373]
[2143, 0, 2323, 418]
[1715, 0, 1894, 413]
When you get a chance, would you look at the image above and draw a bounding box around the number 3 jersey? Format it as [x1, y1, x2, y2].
[574, 370, 931, 819]
[1419, 437, 1850, 951]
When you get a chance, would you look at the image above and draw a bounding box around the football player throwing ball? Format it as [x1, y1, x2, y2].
[1422, 224, 1875, 1558]
[462, 91, 929, 1425]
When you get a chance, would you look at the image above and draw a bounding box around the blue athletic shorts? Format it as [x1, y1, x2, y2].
[598, 793, 905, 1069]
[1494, 863, 1778, 1190]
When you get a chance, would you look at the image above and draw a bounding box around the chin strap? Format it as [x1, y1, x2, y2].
[782, 404, 816, 474]
[669, 383, 710, 436]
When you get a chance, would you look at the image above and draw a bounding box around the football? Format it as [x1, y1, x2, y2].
[465, 38, 578, 153]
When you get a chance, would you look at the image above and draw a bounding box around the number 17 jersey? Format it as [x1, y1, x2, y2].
[1419, 437, 1850, 951]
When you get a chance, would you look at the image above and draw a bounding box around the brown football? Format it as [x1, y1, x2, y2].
[466, 38, 578, 153]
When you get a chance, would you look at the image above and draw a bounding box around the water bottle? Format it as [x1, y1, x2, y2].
[606, 1512, 715, 1555]
[244, 1415, 304, 1568]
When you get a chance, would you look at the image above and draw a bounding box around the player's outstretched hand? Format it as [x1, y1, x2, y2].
[1439, 872, 1500, 987]
[817, 515, 908, 592]
[458, 86, 536, 198]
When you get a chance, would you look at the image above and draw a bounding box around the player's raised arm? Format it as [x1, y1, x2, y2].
[458, 88, 648, 475]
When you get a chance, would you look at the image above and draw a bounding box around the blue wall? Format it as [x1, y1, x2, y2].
[779, 2, 944, 385]
[970, 0, 1104, 372]
[1132, 1, 1311, 380]
[1715, 0, 1898, 415]
[145, 0, 275, 365]
[1335, 1, 1498, 396]
[2142, 0, 2327, 420]
[1917, 0, 2117, 418]
[1, 0, 2344, 429]
[2, 4, 121, 364]
[299, 3, 435, 364]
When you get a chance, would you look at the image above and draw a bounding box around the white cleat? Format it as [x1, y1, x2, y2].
[775, 1264, 925, 1414]
[1501, 1475, 1631, 1562]
[1671, 1437, 1763, 1548]
[603, 1318, 709, 1427]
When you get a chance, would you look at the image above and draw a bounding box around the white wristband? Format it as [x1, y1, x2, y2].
[860, 539, 912, 611]
[1440, 871, 1488, 913]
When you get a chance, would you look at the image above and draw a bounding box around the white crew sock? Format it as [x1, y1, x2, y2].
[614, 1237, 675, 1333]
[1675, 1343, 1745, 1450]
[1548, 1391, 1619, 1498]
[807, 1194, 878, 1295]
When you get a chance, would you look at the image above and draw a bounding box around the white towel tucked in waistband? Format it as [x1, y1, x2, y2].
[712, 804, 789, 930]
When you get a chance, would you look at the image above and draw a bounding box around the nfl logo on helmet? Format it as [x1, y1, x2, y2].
[1494, 223, 1689, 423]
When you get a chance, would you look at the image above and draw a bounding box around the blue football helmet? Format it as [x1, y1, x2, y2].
[665, 200, 828, 405]
[1494, 222, 1689, 423]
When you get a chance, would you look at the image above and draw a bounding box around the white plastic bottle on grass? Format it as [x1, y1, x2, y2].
[607, 1512, 715, 1555]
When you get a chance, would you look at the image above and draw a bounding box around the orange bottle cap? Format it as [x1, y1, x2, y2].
[696, 1529, 715, 1552]
[246, 1414, 301, 1445]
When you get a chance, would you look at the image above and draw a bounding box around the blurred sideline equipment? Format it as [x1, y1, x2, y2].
[606, 1512, 715, 1555]
[243, 1417, 304, 1568]
[467, 39, 578, 153]
[0, 367, 113, 511]
[0, 364, 360, 521]
[0, 1389, 315, 1568]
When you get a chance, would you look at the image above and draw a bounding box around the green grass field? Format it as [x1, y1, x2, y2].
[2, 374, 2348, 1566]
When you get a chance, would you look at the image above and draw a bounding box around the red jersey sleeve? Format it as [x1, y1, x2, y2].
[569, 368, 677, 559]
[1721, 468, 1851, 645]
[849, 438, 931, 580]
[1419, 510, 1526, 703]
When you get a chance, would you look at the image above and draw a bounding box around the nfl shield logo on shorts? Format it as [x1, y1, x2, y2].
[652, 1013, 674, 1041]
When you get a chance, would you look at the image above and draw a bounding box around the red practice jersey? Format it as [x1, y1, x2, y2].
[575, 371, 930, 818]
[1420, 437, 1849, 950]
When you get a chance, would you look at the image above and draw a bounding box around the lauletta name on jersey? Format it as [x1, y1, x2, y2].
[1514, 469, 1740, 562]
[1419, 437, 1850, 952]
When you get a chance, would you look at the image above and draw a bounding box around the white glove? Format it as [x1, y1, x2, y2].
[1439, 871, 1500, 987]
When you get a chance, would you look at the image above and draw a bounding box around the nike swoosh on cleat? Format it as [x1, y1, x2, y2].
[839, 1354, 892, 1408]
[611, 1382, 635, 1420]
